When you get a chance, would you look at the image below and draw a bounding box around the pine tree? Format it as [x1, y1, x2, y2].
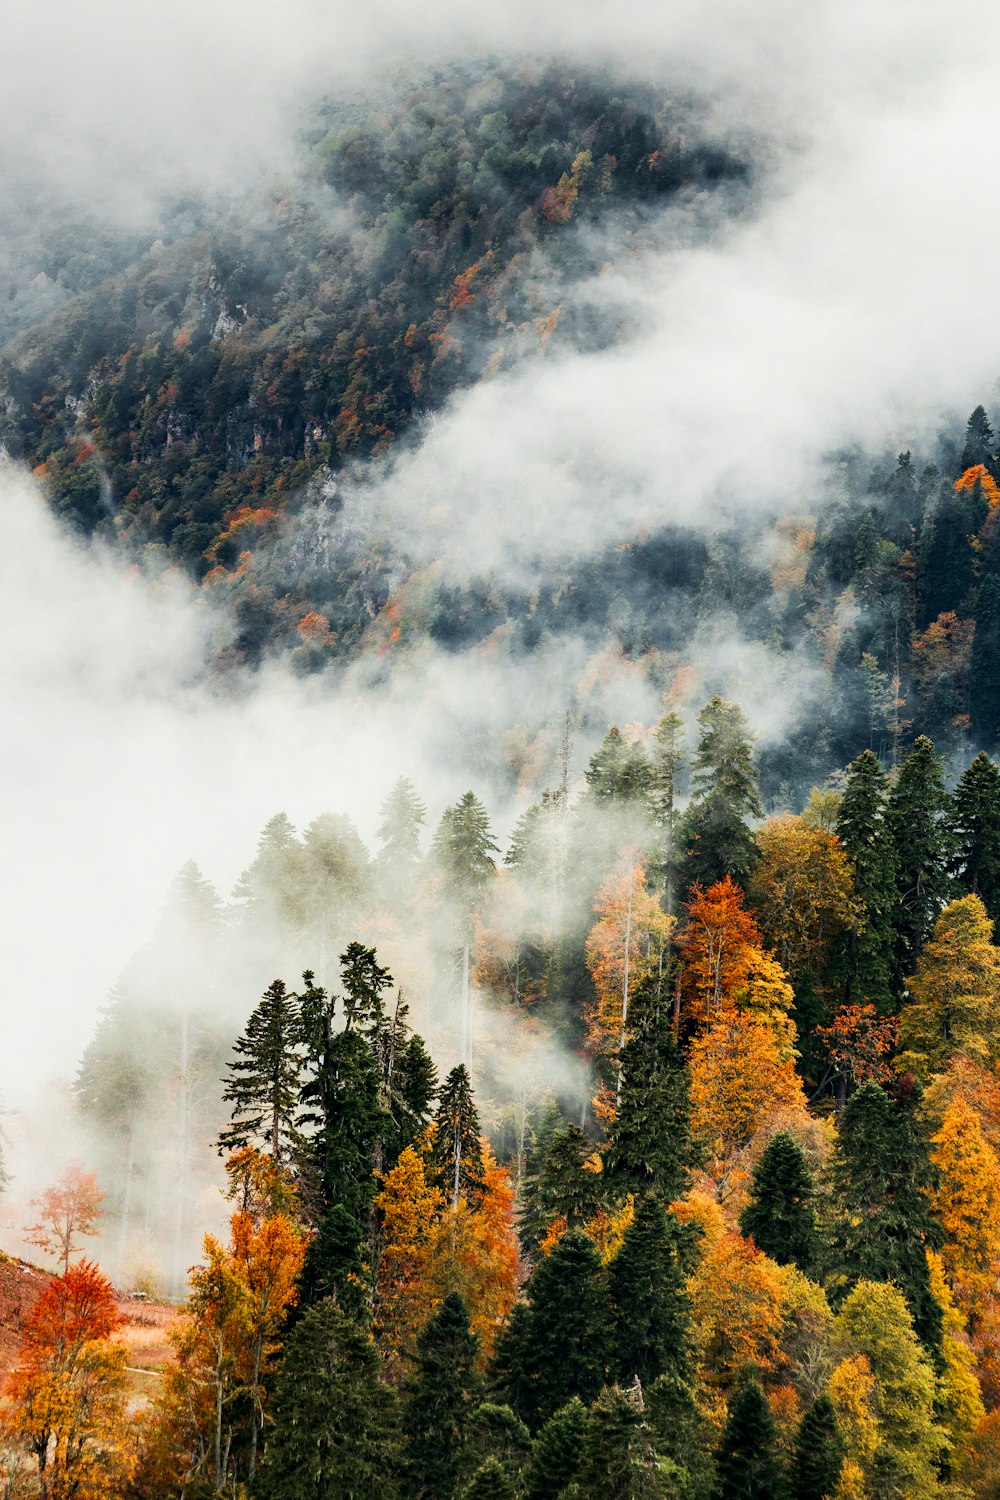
[572, 1386, 667, 1500]
[680, 696, 762, 891]
[433, 1065, 484, 1210]
[887, 735, 950, 983]
[403, 1293, 480, 1500]
[608, 1196, 692, 1386]
[218, 979, 303, 1161]
[523, 1399, 590, 1500]
[948, 752, 1000, 923]
[604, 990, 697, 1200]
[828, 1081, 943, 1355]
[835, 751, 897, 1011]
[494, 1230, 608, 1430]
[789, 1396, 844, 1500]
[258, 1300, 400, 1500]
[739, 1132, 817, 1273]
[971, 575, 1000, 748]
[712, 1374, 787, 1500]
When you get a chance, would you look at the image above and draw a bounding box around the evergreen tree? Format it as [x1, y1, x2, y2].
[605, 991, 696, 1201]
[258, 1300, 400, 1500]
[608, 1196, 692, 1387]
[340, 941, 395, 1032]
[462, 1404, 532, 1490]
[404, 1293, 480, 1500]
[712, 1374, 787, 1500]
[647, 1373, 714, 1499]
[584, 727, 652, 805]
[739, 1132, 817, 1273]
[232, 812, 304, 929]
[650, 709, 685, 915]
[827, 1081, 943, 1356]
[887, 735, 950, 983]
[218, 979, 303, 1161]
[458, 1458, 515, 1500]
[790, 1395, 844, 1500]
[523, 1399, 590, 1500]
[680, 696, 762, 891]
[377, 777, 427, 894]
[572, 1386, 667, 1500]
[518, 1122, 603, 1251]
[494, 1231, 608, 1430]
[433, 792, 499, 1063]
[971, 575, 1000, 748]
[432, 1065, 484, 1210]
[835, 750, 897, 1011]
[960, 404, 996, 474]
[917, 479, 979, 628]
[948, 752, 1000, 923]
[294, 1203, 366, 1318]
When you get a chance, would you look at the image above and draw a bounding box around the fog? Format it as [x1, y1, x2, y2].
[1, 0, 998, 1268]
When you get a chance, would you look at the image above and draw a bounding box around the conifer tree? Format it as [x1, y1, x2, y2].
[523, 1399, 590, 1500]
[835, 751, 897, 1011]
[494, 1230, 608, 1430]
[433, 792, 499, 1063]
[459, 1458, 516, 1500]
[971, 576, 1000, 748]
[433, 1065, 484, 1210]
[604, 990, 696, 1200]
[680, 696, 762, 891]
[403, 1293, 480, 1500]
[647, 1373, 714, 1499]
[377, 777, 427, 897]
[948, 752, 1000, 923]
[463, 1404, 531, 1490]
[789, 1396, 844, 1500]
[518, 1121, 603, 1251]
[219, 979, 303, 1162]
[232, 812, 304, 929]
[828, 1081, 943, 1355]
[918, 480, 979, 627]
[650, 708, 686, 914]
[572, 1386, 667, 1500]
[712, 1374, 787, 1500]
[294, 1202, 366, 1318]
[258, 1300, 400, 1500]
[584, 727, 653, 805]
[887, 734, 950, 982]
[608, 1196, 692, 1388]
[739, 1132, 817, 1273]
[960, 404, 996, 474]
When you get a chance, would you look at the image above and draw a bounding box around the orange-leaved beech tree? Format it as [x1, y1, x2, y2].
[26, 1163, 105, 1274]
[2, 1260, 133, 1500]
[584, 850, 673, 1114]
[677, 876, 794, 1031]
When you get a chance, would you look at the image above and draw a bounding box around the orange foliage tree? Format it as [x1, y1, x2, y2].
[749, 814, 856, 992]
[930, 1095, 1000, 1325]
[678, 877, 795, 1035]
[26, 1164, 105, 1274]
[2, 1261, 133, 1500]
[689, 1015, 806, 1191]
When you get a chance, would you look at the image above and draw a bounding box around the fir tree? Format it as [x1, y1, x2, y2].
[835, 750, 897, 1011]
[572, 1386, 667, 1500]
[518, 1121, 603, 1251]
[828, 1081, 943, 1356]
[433, 792, 499, 1063]
[604, 991, 696, 1200]
[790, 1395, 844, 1500]
[650, 709, 686, 915]
[432, 1065, 484, 1210]
[458, 1458, 515, 1500]
[294, 1203, 366, 1318]
[494, 1230, 608, 1430]
[960, 404, 996, 474]
[680, 696, 762, 891]
[712, 1374, 787, 1500]
[948, 752, 1000, 924]
[585, 727, 653, 805]
[523, 1399, 590, 1500]
[971, 576, 1000, 749]
[739, 1132, 817, 1273]
[218, 979, 303, 1162]
[463, 1405, 531, 1490]
[232, 812, 304, 929]
[887, 735, 950, 983]
[608, 1196, 692, 1387]
[647, 1373, 714, 1499]
[918, 479, 979, 628]
[404, 1293, 480, 1500]
[377, 777, 427, 896]
[258, 1300, 400, 1500]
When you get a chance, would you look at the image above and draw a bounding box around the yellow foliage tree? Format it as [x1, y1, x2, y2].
[373, 1144, 445, 1365]
[749, 813, 856, 992]
[686, 1229, 789, 1411]
[927, 1250, 985, 1464]
[930, 1096, 1000, 1325]
[897, 895, 1000, 1080]
[689, 1014, 807, 1188]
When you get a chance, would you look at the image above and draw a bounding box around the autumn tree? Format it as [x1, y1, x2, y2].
[748, 813, 855, 1002]
[689, 1013, 805, 1181]
[26, 1163, 105, 1274]
[813, 1003, 896, 1109]
[374, 1144, 445, 1363]
[680, 696, 763, 891]
[3, 1261, 132, 1500]
[896, 894, 1000, 1079]
[929, 1095, 1000, 1323]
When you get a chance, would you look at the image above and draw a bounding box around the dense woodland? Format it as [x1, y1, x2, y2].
[9, 54, 1000, 1500]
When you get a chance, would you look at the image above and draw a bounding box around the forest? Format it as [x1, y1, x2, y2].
[7, 38, 1000, 1500]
